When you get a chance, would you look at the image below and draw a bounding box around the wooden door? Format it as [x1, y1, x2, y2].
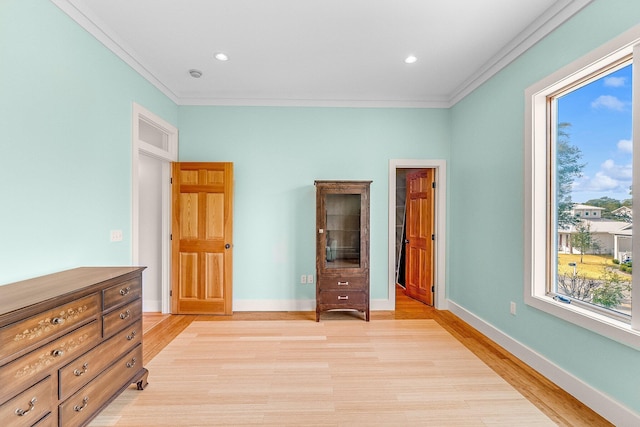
[404, 169, 434, 306]
[171, 162, 233, 314]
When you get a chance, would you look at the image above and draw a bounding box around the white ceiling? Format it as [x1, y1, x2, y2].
[52, 0, 592, 107]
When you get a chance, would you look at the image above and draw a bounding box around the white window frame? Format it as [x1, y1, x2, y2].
[524, 25, 640, 349]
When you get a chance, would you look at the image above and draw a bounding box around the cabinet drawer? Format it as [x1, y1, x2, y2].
[0, 294, 99, 365]
[317, 276, 366, 291]
[318, 290, 367, 306]
[103, 277, 142, 311]
[0, 376, 53, 427]
[102, 299, 141, 339]
[0, 321, 100, 404]
[59, 319, 142, 400]
[59, 345, 142, 427]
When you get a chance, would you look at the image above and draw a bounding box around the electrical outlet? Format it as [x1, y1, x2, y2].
[300, 275, 307, 284]
[110, 230, 123, 242]
[307, 274, 314, 284]
[510, 301, 517, 316]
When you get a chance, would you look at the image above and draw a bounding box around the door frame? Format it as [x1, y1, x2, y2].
[388, 159, 447, 310]
[131, 102, 178, 314]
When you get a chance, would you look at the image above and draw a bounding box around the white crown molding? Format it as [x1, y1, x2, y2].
[448, 0, 594, 106]
[177, 97, 450, 108]
[51, 0, 592, 109]
[50, 0, 180, 104]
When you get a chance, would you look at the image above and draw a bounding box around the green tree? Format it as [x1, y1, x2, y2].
[556, 123, 585, 229]
[571, 221, 600, 263]
[592, 269, 631, 308]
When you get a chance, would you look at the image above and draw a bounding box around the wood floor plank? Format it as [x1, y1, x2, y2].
[89, 288, 611, 426]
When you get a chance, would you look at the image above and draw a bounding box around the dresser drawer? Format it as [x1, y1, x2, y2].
[0, 321, 100, 404]
[59, 319, 142, 400]
[317, 276, 366, 291]
[102, 299, 141, 339]
[59, 344, 142, 427]
[0, 376, 53, 427]
[318, 290, 367, 306]
[102, 277, 142, 311]
[0, 294, 99, 365]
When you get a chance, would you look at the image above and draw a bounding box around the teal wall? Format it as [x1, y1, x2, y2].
[178, 106, 450, 302]
[2, 0, 639, 418]
[449, 0, 640, 414]
[0, 0, 178, 284]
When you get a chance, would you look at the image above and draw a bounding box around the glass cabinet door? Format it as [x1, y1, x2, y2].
[324, 193, 361, 269]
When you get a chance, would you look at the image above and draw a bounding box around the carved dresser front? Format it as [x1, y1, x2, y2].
[0, 267, 147, 426]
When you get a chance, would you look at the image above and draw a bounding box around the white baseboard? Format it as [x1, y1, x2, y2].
[447, 300, 640, 427]
[232, 298, 392, 312]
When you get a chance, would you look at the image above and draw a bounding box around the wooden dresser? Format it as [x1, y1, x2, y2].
[0, 267, 148, 426]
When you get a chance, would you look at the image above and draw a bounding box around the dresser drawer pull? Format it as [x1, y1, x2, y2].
[14, 397, 37, 416]
[52, 349, 65, 357]
[337, 281, 349, 286]
[119, 286, 131, 296]
[51, 317, 65, 325]
[73, 362, 89, 376]
[126, 331, 137, 341]
[337, 295, 349, 300]
[74, 397, 89, 412]
[119, 310, 131, 320]
[126, 357, 137, 368]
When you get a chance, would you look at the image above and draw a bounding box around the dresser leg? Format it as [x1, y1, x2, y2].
[136, 368, 149, 390]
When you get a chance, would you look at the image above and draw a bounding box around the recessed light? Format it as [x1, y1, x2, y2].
[189, 69, 202, 78]
[215, 52, 229, 61]
[404, 55, 417, 64]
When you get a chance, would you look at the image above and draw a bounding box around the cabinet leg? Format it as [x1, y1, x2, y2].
[136, 368, 149, 390]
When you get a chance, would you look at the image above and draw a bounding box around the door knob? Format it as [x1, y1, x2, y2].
[225, 244, 231, 249]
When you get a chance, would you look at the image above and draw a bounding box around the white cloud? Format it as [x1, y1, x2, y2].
[591, 95, 625, 111]
[601, 159, 632, 180]
[617, 139, 633, 153]
[571, 159, 632, 196]
[604, 76, 626, 87]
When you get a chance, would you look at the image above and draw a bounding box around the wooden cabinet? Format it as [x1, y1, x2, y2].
[0, 267, 147, 426]
[315, 180, 371, 321]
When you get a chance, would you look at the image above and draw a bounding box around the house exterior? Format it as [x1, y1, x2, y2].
[558, 204, 632, 261]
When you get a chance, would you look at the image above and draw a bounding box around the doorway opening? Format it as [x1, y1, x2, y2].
[388, 159, 447, 311]
[132, 103, 178, 314]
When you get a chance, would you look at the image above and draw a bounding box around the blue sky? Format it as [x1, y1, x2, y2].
[557, 63, 633, 203]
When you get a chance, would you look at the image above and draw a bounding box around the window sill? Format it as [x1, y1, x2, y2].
[525, 293, 640, 350]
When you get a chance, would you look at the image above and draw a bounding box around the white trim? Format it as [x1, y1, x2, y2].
[51, 0, 590, 109]
[131, 102, 178, 314]
[447, 301, 640, 427]
[449, 0, 593, 105]
[232, 298, 392, 313]
[388, 160, 447, 311]
[524, 25, 640, 349]
[50, 0, 179, 104]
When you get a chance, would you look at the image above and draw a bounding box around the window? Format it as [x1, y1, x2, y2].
[525, 26, 640, 348]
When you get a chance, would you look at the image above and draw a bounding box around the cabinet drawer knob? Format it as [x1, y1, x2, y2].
[14, 397, 37, 417]
[52, 349, 65, 357]
[337, 281, 349, 286]
[51, 317, 65, 325]
[119, 286, 131, 296]
[73, 362, 89, 376]
[337, 295, 349, 300]
[119, 309, 131, 320]
[126, 330, 137, 341]
[126, 357, 137, 368]
[74, 397, 89, 412]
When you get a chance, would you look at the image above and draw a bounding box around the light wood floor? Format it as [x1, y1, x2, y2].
[92, 289, 611, 426]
